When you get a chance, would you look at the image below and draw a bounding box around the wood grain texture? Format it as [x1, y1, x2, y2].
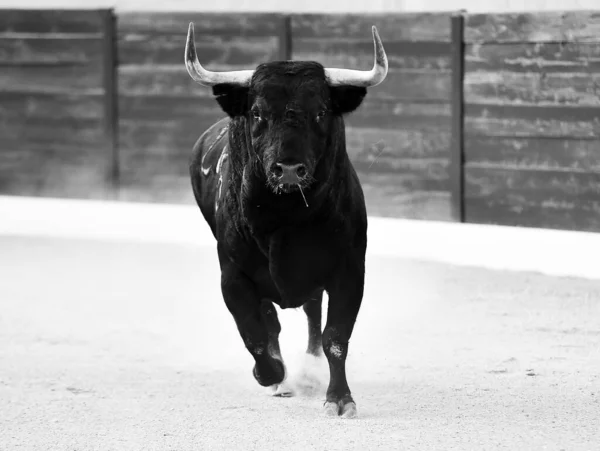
[359, 173, 452, 220]
[465, 104, 600, 138]
[118, 34, 279, 66]
[466, 167, 600, 207]
[346, 127, 450, 160]
[119, 66, 228, 98]
[0, 65, 103, 94]
[465, 42, 600, 106]
[465, 11, 600, 44]
[465, 71, 600, 106]
[0, 37, 103, 65]
[465, 42, 600, 74]
[346, 100, 451, 131]
[292, 38, 451, 69]
[0, 9, 105, 34]
[0, 91, 103, 121]
[465, 137, 600, 173]
[465, 199, 600, 232]
[465, 167, 600, 232]
[0, 117, 105, 151]
[117, 12, 284, 37]
[291, 13, 452, 41]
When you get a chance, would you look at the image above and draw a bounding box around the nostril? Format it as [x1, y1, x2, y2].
[296, 165, 307, 178]
[273, 164, 284, 178]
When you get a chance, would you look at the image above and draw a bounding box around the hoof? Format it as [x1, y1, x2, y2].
[341, 402, 357, 418]
[253, 359, 285, 387]
[323, 399, 358, 419]
[269, 381, 294, 397]
[323, 401, 340, 417]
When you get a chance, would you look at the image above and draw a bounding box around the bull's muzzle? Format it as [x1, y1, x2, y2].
[273, 162, 307, 185]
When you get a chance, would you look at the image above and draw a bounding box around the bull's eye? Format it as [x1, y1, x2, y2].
[252, 109, 261, 121]
[316, 110, 327, 122]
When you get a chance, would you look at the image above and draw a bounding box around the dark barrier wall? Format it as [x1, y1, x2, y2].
[0, 9, 115, 199]
[291, 13, 454, 220]
[463, 12, 600, 232]
[1, 9, 599, 233]
[116, 12, 288, 203]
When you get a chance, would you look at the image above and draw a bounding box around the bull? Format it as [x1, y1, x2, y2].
[186, 22, 388, 418]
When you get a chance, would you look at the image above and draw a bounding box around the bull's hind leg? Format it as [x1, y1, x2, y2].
[218, 257, 286, 390]
[322, 258, 365, 419]
[294, 294, 327, 396]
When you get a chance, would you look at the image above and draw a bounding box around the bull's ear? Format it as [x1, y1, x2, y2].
[330, 86, 367, 115]
[212, 84, 250, 118]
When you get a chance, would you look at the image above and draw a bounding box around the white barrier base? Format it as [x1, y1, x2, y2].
[1, 195, 599, 280]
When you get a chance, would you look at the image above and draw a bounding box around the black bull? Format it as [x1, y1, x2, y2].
[186, 22, 388, 418]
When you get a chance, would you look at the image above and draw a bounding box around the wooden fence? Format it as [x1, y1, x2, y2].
[1, 9, 599, 233]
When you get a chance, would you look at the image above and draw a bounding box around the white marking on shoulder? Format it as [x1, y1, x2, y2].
[216, 145, 229, 174]
[200, 124, 229, 176]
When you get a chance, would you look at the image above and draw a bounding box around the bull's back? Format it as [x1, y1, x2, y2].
[190, 117, 231, 236]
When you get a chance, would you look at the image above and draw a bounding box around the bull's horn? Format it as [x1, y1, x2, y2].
[185, 22, 254, 87]
[324, 26, 388, 87]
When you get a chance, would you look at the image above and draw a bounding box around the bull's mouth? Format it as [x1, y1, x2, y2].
[277, 183, 301, 194]
[267, 179, 311, 207]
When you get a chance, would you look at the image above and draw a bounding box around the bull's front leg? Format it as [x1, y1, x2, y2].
[219, 258, 287, 392]
[322, 257, 365, 419]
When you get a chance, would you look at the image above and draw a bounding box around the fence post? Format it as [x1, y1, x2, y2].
[101, 9, 119, 200]
[450, 11, 465, 222]
[278, 15, 292, 61]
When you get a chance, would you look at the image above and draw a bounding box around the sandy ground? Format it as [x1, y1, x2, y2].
[0, 235, 599, 450]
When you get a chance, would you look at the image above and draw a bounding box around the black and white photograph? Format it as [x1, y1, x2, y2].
[0, 0, 599, 449]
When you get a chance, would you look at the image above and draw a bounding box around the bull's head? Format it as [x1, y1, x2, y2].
[184, 23, 388, 195]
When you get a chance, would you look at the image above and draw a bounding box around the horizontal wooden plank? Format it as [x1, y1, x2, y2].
[465, 11, 600, 43]
[117, 12, 283, 37]
[0, 9, 105, 34]
[465, 166, 600, 232]
[465, 198, 600, 232]
[346, 127, 450, 161]
[347, 99, 450, 131]
[119, 95, 222, 123]
[291, 13, 452, 41]
[119, 116, 218, 158]
[292, 38, 451, 69]
[354, 157, 449, 179]
[118, 66, 201, 97]
[465, 42, 600, 74]
[0, 36, 103, 65]
[465, 104, 600, 138]
[465, 71, 600, 106]
[0, 92, 103, 121]
[0, 117, 105, 152]
[466, 166, 600, 204]
[118, 34, 279, 66]
[0, 64, 103, 94]
[358, 172, 452, 220]
[465, 137, 600, 173]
